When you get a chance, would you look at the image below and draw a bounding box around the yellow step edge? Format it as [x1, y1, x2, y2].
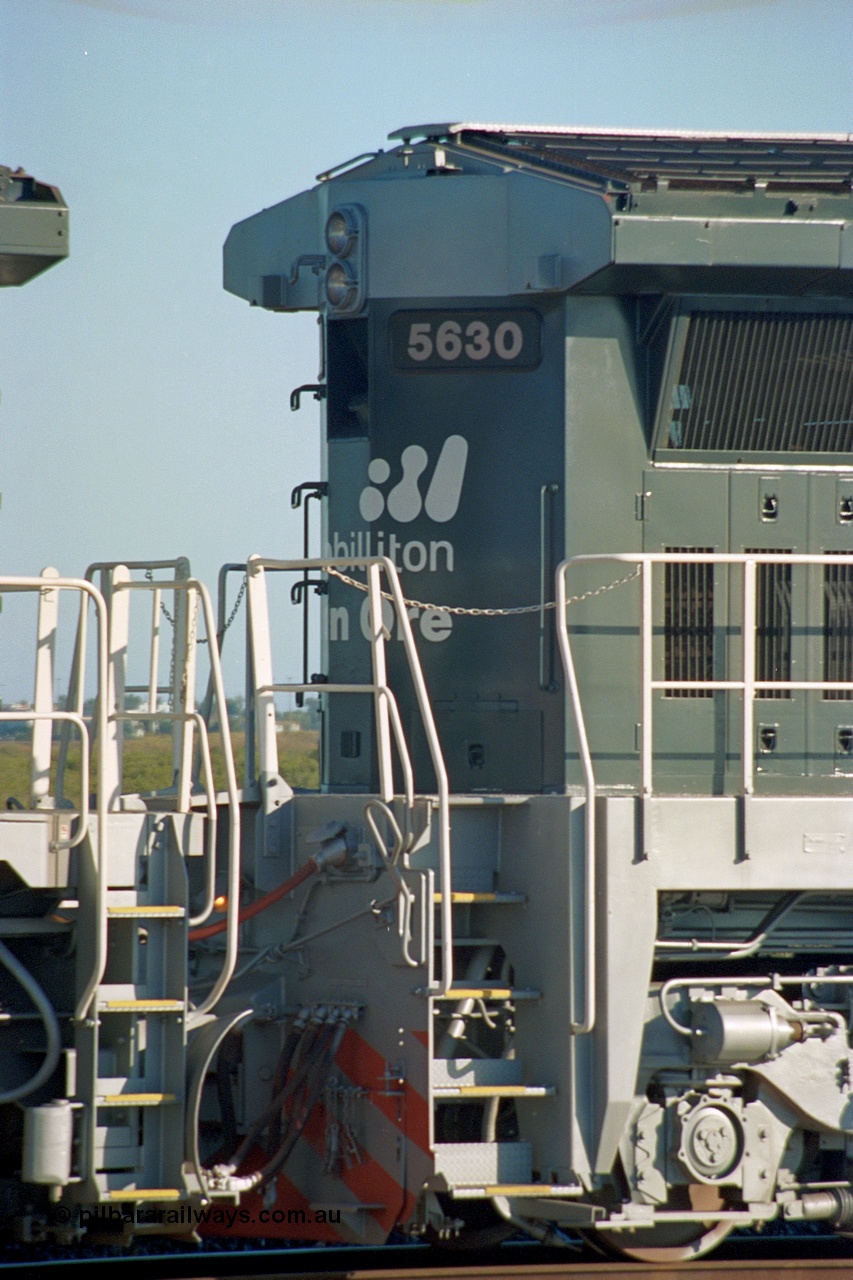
[107, 906, 185, 918]
[106, 1189, 182, 1202]
[432, 987, 539, 1001]
[97, 1093, 177, 1106]
[100, 1000, 184, 1012]
[452, 1184, 583, 1199]
[434, 891, 525, 904]
[434, 1085, 555, 1098]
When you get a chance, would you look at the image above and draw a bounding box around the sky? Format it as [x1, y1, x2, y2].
[1, 0, 852, 700]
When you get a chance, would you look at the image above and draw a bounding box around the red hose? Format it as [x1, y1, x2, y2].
[188, 859, 318, 942]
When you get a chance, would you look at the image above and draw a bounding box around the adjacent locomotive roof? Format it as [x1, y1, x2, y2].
[389, 124, 853, 193]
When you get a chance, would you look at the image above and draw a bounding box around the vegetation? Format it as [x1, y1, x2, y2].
[0, 729, 319, 805]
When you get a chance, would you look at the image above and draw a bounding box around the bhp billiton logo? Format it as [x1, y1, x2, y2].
[359, 435, 468, 524]
[329, 435, 468, 646]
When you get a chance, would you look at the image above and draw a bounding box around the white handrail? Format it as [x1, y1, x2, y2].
[554, 569, 597, 1035]
[0, 577, 109, 1022]
[110, 708, 218, 928]
[246, 556, 453, 993]
[112, 578, 241, 1025]
[0, 711, 90, 848]
[556, 550, 853, 1036]
[262, 682, 415, 813]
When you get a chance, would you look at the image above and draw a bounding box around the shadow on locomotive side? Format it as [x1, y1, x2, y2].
[4, 126, 853, 1264]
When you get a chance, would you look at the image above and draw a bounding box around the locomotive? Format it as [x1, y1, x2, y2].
[4, 126, 853, 1263]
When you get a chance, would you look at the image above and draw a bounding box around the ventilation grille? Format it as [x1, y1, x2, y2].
[824, 559, 853, 701]
[664, 550, 714, 697]
[665, 311, 853, 453]
[752, 556, 792, 700]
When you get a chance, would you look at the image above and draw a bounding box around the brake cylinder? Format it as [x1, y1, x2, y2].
[690, 999, 802, 1065]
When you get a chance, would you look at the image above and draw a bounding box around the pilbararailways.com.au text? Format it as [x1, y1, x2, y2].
[49, 1205, 341, 1228]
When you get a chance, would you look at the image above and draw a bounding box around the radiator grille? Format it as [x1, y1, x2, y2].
[824, 558, 853, 700]
[750, 555, 792, 699]
[666, 311, 853, 453]
[664, 550, 714, 697]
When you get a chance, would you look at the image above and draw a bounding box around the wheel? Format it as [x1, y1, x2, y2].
[591, 1185, 734, 1263]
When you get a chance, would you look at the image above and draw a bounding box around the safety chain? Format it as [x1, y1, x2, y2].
[217, 575, 248, 641]
[145, 570, 248, 644]
[325, 564, 641, 615]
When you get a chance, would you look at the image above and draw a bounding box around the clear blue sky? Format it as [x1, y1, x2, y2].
[1, 0, 851, 697]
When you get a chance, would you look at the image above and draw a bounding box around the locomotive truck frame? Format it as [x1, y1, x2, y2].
[3, 126, 853, 1263]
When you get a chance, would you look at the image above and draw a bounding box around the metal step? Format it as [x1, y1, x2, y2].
[435, 1084, 555, 1099]
[96, 1091, 177, 1107]
[97, 993, 184, 1014]
[432, 985, 540, 1001]
[433, 1141, 531, 1187]
[452, 1183, 584, 1200]
[107, 905, 185, 919]
[432, 1057, 523, 1088]
[444, 795, 531, 807]
[94, 1177, 183, 1201]
[434, 891, 526, 905]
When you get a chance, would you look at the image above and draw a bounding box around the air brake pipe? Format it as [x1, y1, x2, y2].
[188, 839, 348, 943]
[188, 861, 317, 942]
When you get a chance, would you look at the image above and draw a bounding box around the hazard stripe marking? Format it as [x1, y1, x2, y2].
[335, 1026, 431, 1157]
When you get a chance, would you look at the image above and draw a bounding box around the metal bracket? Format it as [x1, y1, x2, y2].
[290, 384, 327, 412]
[290, 576, 329, 606]
[288, 254, 325, 285]
[291, 480, 329, 510]
[290, 483, 329, 706]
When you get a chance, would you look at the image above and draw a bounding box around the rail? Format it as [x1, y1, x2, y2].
[111, 576, 241, 1025]
[0, 710, 91, 847]
[555, 550, 853, 1037]
[0, 574, 110, 1021]
[245, 555, 454, 992]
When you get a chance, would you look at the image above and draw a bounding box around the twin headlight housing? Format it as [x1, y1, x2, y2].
[324, 205, 365, 315]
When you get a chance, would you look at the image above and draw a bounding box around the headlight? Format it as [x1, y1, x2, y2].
[325, 209, 358, 259]
[325, 260, 358, 310]
[323, 204, 365, 314]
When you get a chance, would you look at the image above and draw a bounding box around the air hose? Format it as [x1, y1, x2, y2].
[188, 835, 349, 943]
[0, 940, 61, 1105]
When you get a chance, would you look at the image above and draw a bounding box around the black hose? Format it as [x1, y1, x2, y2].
[230, 1020, 334, 1169]
[266, 1023, 304, 1154]
[255, 1019, 349, 1188]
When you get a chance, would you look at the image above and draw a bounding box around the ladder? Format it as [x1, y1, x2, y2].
[62, 562, 240, 1208]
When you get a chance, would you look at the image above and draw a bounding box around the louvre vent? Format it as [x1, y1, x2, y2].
[824, 559, 853, 701]
[750, 555, 792, 699]
[664, 549, 714, 698]
[665, 311, 853, 453]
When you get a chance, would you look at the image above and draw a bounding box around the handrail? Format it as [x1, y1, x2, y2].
[246, 555, 453, 993]
[85, 559, 189, 711]
[261, 682, 415, 814]
[111, 708, 218, 928]
[555, 550, 853, 1037]
[554, 567, 597, 1036]
[59, 559, 191, 799]
[0, 711, 90, 848]
[0, 577, 109, 1023]
[112, 578, 241, 1025]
